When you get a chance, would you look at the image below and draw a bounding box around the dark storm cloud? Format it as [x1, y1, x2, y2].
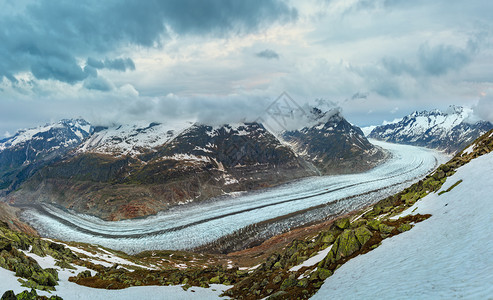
[0, 0, 297, 84]
[255, 49, 280, 60]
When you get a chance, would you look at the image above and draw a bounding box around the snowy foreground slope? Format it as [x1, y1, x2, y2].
[314, 151, 493, 299]
[0, 245, 229, 300]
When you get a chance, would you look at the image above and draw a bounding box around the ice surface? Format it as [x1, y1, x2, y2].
[313, 152, 493, 299]
[21, 141, 448, 254]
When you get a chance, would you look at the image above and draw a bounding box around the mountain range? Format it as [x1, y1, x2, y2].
[368, 105, 493, 154]
[1, 109, 385, 220]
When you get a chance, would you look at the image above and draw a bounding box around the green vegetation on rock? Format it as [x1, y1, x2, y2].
[1, 289, 62, 300]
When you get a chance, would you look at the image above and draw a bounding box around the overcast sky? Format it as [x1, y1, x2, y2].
[1, 0, 493, 137]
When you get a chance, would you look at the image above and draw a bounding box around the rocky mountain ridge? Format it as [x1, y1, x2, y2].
[2, 112, 385, 220]
[283, 108, 385, 174]
[368, 105, 493, 153]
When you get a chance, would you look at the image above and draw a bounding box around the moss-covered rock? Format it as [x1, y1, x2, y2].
[0, 239, 12, 252]
[397, 223, 413, 233]
[334, 218, 350, 230]
[280, 276, 297, 290]
[378, 223, 395, 234]
[350, 219, 367, 228]
[297, 278, 309, 288]
[333, 229, 361, 260]
[31, 269, 58, 287]
[367, 219, 381, 231]
[209, 275, 221, 284]
[5, 288, 63, 300]
[354, 226, 373, 246]
[273, 274, 283, 284]
[76, 270, 92, 279]
[321, 233, 335, 244]
[317, 268, 333, 280]
[55, 260, 75, 270]
[1, 290, 16, 300]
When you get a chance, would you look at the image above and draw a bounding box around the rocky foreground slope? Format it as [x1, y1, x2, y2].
[2, 109, 385, 220]
[368, 105, 492, 154]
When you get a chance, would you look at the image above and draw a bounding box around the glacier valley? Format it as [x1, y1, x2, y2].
[19, 141, 448, 254]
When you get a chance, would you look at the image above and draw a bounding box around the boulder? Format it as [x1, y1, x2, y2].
[350, 219, 367, 228]
[297, 278, 309, 288]
[334, 218, 350, 230]
[280, 276, 297, 290]
[367, 219, 381, 231]
[355, 226, 373, 246]
[321, 233, 335, 244]
[0, 239, 12, 252]
[317, 268, 333, 280]
[378, 223, 395, 234]
[333, 229, 361, 260]
[273, 274, 283, 284]
[209, 276, 221, 284]
[397, 223, 413, 233]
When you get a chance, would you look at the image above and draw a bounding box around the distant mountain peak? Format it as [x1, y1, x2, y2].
[282, 110, 385, 174]
[0, 118, 93, 193]
[368, 106, 493, 153]
[0, 118, 92, 150]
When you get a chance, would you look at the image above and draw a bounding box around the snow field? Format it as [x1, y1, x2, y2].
[313, 151, 493, 299]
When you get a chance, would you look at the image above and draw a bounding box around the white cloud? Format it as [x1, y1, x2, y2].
[473, 93, 493, 123]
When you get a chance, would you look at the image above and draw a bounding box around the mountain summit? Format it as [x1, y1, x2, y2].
[282, 107, 385, 174]
[368, 106, 493, 153]
[0, 119, 92, 194]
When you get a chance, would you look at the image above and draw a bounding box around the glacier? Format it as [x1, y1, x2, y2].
[20, 141, 448, 254]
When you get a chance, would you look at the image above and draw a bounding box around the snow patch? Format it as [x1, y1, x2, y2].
[462, 144, 475, 155]
[289, 245, 333, 272]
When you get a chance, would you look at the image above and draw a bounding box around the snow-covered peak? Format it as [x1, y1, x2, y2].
[0, 119, 92, 151]
[197, 122, 265, 138]
[393, 106, 475, 135]
[406, 105, 472, 129]
[368, 106, 493, 153]
[303, 107, 344, 129]
[77, 121, 192, 156]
